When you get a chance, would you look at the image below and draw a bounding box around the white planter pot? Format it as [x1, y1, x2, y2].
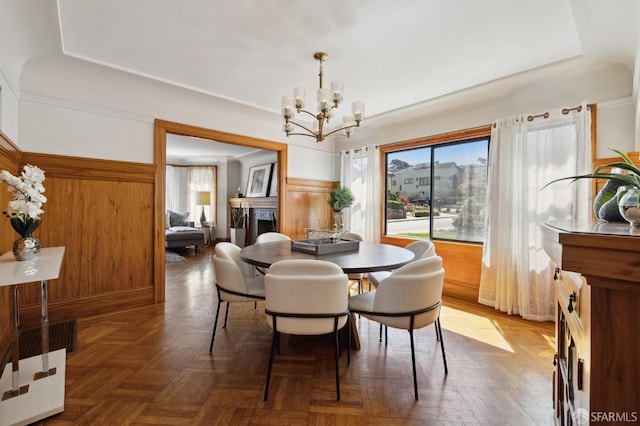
[230, 228, 246, 247]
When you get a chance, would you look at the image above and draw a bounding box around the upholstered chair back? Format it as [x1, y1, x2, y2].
[215, 242, 254, 279]
[341, 232, 364, 241]
[405, 240, 436, 260]
[265, 259, 349, 335]
[372, 256, 444, 330]
[255, 232, 291, 243]
[214, 242, 257, 300]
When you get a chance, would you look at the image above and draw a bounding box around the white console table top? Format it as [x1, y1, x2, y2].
[0, 247, 65, 286]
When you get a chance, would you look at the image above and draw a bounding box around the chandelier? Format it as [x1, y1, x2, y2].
[282, 52, 364, 143]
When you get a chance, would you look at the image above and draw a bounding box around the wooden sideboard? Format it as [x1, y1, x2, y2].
[541, 220, 640, 425]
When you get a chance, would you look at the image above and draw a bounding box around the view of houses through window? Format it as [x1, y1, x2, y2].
[385, 137, 489, 243]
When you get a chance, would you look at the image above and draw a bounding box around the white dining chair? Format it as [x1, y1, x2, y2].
[263, 259, 350, 401]
[209, 242, 265, 352]
[348, 256, 447, 400]
[255, 232, 291, 243]
[255, 232, 291, 275]
[366, 239, 435, 289]
[341, 232, 365, 294]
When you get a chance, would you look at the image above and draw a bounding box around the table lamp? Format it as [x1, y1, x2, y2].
[196, 191, 211, 227]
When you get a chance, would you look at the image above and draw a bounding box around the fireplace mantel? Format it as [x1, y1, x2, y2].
[228, 197, 278, 244]
[228, 197, 277, 209]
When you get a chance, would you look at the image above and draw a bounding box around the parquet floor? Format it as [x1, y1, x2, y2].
[41, 245, 555, 425]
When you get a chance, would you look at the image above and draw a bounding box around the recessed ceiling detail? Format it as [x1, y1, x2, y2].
[57, 0, 603, 119]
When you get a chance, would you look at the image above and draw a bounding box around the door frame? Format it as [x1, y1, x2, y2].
[153, 119, 288, 302]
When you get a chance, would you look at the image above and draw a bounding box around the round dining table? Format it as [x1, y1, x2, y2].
[239, 240, 415, 274]
[240, 239, 415, 350]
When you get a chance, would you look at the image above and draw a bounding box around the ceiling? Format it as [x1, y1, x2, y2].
[56, 0, 639, 159]
[165, 133, 263, 164]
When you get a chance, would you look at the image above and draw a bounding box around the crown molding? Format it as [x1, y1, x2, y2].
[20, 92, 153, 123]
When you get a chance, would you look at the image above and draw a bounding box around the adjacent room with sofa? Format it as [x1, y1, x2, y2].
[1, 1, 639, 424]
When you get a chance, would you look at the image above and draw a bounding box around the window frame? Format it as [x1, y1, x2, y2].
[379, 124, 492, 246]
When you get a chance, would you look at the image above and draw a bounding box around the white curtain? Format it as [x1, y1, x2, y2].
[478, 104, 591, 321]
[166, 165, 186, 212]
[188, 166, 217, 226]
[340, 145, 381, 242]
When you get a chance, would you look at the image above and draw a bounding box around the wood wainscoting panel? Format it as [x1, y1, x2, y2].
[436, 241, 482, 302]
[15, 153, 156, 326]
[380, 235, 482, 302]
[283, 178, 336, 240]
[0, 131, 21, 379]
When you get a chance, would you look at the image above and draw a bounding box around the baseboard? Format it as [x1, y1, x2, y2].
[17, 287, 154, 328]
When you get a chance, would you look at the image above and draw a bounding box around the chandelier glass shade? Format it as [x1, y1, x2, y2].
[282, 52, 364, 143]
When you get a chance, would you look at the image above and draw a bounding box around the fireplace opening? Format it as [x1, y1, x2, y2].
[248, 208, 277, 244]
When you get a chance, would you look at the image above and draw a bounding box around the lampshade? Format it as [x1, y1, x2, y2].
[196, 191, 211, 205]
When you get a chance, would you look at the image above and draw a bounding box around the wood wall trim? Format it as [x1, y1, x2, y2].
[381, 124, 493, 152]
[592, 151, 640, 168]
[18, 287, 154, 328]
[228, 197, 278, 209]
[0, 141, 19, 367]
[21, 152, 156, 183]
[0, 130, 21, 168]
[154, 122, 167, 304]
[155, 119, 290, 152]
[0, 131, 20, 379]
[154, 119, 288, 303]
[286, 177, 337, 192]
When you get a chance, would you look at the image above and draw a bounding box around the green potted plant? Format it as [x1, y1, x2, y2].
[328, 185, 354, 230]
[543, 149, 640, 226]
[230, 207, 246, 247]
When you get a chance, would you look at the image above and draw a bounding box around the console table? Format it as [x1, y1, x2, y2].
[541, 221, 639, 424]
[0, 247, 66, 426]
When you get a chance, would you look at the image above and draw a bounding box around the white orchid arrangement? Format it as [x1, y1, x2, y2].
[0, 164, 47, 238]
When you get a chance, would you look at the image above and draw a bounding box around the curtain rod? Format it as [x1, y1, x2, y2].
[342, 145, 379, 155]
[527, 112, 549, 122]
[492, 103, 590, 127]
[527, 103, 588, 122]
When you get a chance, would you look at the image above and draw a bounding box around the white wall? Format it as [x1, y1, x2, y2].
[0, 69, 19, 141]
[287, 144, 337, 182]
[0, 0, 60, 142]
[597, 97, 637, 158]
[338, 58, 636, 159]
[218, 159, 242, 238]
[1, 14, 638, 184]
[16, 55, 337, 183]
[238, 150, 278, 196]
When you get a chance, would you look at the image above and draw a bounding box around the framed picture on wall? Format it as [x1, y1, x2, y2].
[246, 163, 272, 197]
[268, 163, 277, 197]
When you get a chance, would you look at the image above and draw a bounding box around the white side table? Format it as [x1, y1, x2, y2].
[0, 246, 65, 426]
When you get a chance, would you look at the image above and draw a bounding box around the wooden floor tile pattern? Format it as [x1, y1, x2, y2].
[37, 246, 555, 425]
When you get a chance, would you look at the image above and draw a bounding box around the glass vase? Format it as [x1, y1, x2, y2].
[13, 236, 41, 261]
[617, 186, 640, 226]
[333, 211, 344, 230]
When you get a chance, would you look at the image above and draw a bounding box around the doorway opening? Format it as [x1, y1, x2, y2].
[154, 119, 288, 303]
